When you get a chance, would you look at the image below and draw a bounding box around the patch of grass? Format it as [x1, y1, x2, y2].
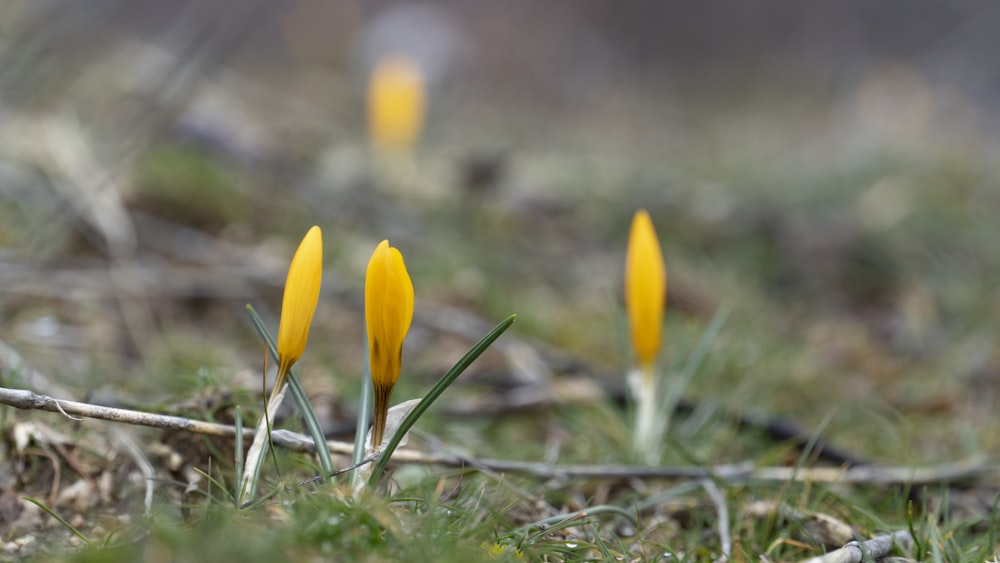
[133, 144, 251, 229]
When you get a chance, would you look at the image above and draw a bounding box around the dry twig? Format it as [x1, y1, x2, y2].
[799, 530, 913, 563]
[1, 386, 995, 486]
[700, 478, 731, 561]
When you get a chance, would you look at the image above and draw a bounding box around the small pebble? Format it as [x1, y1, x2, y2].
[15, 535, 36, 549]
[69, 514, 85, 529]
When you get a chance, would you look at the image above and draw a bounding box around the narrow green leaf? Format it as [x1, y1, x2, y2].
[23, 496, 94, 548]
[192, 466, 231, 505]
[659, 305, 730, 423]
[517, 504, 637, 534]
[245, 304, 335, 483]
[368, 314, 516, 486]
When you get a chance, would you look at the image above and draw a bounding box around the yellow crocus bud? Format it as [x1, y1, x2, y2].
[274, 226, 323, 393]
[365, 239, 414, 447]
[367, 53, 426, 154]
[625, 210, 666, 372]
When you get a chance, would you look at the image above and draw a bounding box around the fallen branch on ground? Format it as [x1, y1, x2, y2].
[0, 386, 995, 485]
[799, 530, 913, 563]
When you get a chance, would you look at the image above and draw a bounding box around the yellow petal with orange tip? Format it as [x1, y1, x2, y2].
[625, 210, 666, 370]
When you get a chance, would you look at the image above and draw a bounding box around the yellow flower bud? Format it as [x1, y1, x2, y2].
[365, 239, 414, 447]
[625, 210, 666, 371]
[275, 226, 323, 392]
[367, 54, 426, 154]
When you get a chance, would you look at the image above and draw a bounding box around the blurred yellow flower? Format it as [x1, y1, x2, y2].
[367, 53, 426, 153]
[625, 210, 666, 371]
[274, 226, 323, 393]
[365, 239, 414, 447]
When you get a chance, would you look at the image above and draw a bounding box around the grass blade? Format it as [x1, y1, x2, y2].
[240, 384, 288, 502]
[368, 314, 516, 486]
[517, 504, 637, 533]
[23, 496, 94, 548]
[245, 305, 335, 484]
[660, 305, 730, 426]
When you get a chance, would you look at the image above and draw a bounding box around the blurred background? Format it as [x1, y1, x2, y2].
[1, 0, 999, 463]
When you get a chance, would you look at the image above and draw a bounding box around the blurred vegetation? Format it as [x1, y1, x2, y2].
[134, 144, 251, 230]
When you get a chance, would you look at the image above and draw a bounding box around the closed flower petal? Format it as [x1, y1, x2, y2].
[625, 210, 666, 370]
[365, 239, 414, 447]
[275, 226, 323, 389]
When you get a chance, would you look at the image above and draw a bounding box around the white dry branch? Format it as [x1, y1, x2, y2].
[798, 530, 913, 563]
[0, 386, 256, 440]
[699, 478, 731, 562]
[0, 386, 997, 487]
[238, 383, 288, 504]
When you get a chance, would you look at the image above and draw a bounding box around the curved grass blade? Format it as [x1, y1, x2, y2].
[23, 496, 95, 548]
[193, 465, 231, 505]
[246, 305, 335, 483]
[517, 504, 637, 537]
[368, 314, 516, 486]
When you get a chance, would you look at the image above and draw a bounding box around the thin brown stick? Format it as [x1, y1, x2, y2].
[1, 386, 996, 486]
